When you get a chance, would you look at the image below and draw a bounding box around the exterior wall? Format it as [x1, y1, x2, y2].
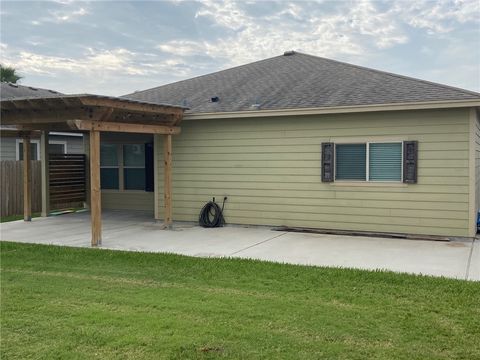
[0, 135, 83, 161]
[475, 110, 480, 224]
[0, 137, 16, 161]
[156, 108, 473, 237]
[99, 132, 154, 213]
[102, 191, 154, 212]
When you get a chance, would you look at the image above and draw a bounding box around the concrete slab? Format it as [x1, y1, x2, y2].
[1, 210, 477, 281]
[467, 238, 480, 281]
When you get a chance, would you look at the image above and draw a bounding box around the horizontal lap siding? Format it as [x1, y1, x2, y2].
[476, 112, 480, 217]
[102, 192, 154, 212]
[156, 108, 471, 237]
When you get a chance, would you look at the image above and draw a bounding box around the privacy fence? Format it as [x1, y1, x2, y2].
[1, 158, 85, 217]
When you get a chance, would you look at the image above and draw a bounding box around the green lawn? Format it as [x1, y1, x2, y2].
[0, 213, 40, 223]
[1, 242, 479, 359]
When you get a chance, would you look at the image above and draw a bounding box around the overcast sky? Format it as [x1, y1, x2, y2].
[1, 0, 479, 96]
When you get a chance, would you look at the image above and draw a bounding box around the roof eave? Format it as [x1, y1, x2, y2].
[183, 99, 480, 120]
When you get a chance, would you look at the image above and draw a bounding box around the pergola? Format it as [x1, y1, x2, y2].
[0, 94, 186, 246]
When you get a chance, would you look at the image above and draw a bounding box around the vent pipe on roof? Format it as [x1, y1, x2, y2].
[210, 96, 219, 103]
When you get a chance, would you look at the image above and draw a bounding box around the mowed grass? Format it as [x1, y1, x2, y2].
[1, 242, 479, 359]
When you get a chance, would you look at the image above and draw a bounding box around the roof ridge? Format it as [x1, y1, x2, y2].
[294, 52, 480, 97]
[123, 54, 286, 97]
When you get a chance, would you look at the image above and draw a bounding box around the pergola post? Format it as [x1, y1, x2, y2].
[23, 134, 32, 221]
[164, 134, 173, 227]
[89, 130, 102, 246]
[40, 131, 50, 217]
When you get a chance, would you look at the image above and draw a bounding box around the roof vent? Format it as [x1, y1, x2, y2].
[210, 96, 219, 103]
[8, 83, 18, 88]
[28, 86, 38, 91]
[283, 50, 295, 56]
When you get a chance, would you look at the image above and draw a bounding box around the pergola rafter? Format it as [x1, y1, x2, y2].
[1, 94, 186, 246]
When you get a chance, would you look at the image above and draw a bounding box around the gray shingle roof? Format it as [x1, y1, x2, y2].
[124, 52, 480, 114]
[0, 82, 63, 100]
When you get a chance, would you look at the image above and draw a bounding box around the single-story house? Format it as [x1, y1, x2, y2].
[0, 83, 84, 159]
[1, 51, 479, 243]
[120, 51, 479, 238]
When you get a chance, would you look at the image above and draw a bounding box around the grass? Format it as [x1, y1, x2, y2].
[1, 242, 479, 359]
[0, 213, 40, 223]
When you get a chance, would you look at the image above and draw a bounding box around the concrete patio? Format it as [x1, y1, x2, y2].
[1, 210, 478, 281]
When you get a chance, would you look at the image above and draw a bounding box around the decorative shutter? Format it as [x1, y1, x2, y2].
[145, 142, 154, 192]
[321, 143, 334, 182]
[403, 141, 418, 184]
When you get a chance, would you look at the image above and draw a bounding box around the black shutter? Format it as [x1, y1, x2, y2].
[403, 141, 418, 184]
[321, 142, 335, 182]
[145, 142, 154, 192]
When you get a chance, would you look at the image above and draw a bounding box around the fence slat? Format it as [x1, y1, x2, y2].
[1, 159, 84, 217]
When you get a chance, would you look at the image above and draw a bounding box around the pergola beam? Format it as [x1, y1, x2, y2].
[79, 97, 184, 116]
[71, 120, 181, 134]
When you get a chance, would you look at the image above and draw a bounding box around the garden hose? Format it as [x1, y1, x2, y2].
[199, 197, 227, 228]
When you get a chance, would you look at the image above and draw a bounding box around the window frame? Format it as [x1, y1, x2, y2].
[122, 144, 146, 191]
[16, 139, 40, 160]
[100, 142, 148, 192]
[334, 141, 404, 183]
[48, 140, 67, 154]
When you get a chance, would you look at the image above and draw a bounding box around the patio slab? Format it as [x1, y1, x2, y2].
[1, 210, 478, 281]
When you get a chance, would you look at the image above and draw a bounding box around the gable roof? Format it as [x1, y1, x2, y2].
[124, 52, 480, 114]
[0, 82, 63, 100]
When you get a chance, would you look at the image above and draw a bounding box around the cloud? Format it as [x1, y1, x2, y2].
[394, 0, 480, 34]
[0, 0, 478, 94]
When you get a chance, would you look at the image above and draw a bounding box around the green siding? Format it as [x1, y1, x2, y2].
[476, 111, 480, 217]
[102, 192, 154, 212]
[156, 108, 472, 237]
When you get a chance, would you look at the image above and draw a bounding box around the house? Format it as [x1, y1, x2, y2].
[117, 51, 479, 238]
[1, 51, 479, 244]
[0, 83, 84, 160]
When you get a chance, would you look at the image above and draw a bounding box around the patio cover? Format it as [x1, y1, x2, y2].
[0, 94, 187, 246]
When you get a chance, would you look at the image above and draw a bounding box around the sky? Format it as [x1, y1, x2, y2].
[0, 0, 479, 96]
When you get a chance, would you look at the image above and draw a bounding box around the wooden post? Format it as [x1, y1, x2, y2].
[89, 130, 101, 246]
[163, 134, 172, 227]
[23, 135, 32, 221]
[40, 131, 50, 217]
[83, 132, 90, 209]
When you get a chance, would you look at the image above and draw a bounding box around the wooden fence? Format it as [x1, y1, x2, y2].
[1, 160, 85, 217]
[1, 160, 42, 217]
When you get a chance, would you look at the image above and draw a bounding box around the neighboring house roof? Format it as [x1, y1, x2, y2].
[123, 51, 480, 114]
[0, 82, 63, 100]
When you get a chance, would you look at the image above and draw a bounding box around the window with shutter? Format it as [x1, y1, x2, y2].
[329, 141, 409, 183]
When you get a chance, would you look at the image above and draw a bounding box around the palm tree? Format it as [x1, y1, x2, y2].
[0, 65, 22, 83]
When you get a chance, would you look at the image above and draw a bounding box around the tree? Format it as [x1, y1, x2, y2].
[0, 65, 22, 83]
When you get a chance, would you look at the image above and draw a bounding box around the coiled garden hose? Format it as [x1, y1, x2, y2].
[199, 197, 227, 228]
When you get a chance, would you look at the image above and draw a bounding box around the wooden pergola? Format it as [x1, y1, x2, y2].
[1, 94, 186, 246]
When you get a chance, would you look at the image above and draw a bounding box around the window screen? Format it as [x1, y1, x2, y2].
[123, 144, 145, 190]
[100, 144, 119, 189]
[335, 144, 366, 180]
[18, 143, 38, 160]
[369, 143, 402, 181]
[49, 143, 65, 154]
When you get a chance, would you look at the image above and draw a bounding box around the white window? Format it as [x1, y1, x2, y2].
[16, 139, 40, 160]
[48, 141, 67, 154]
[16, 139, 67, 160]
[335, 142, 403, 182]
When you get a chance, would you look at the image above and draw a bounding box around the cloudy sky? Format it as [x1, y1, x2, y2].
[1, 0, 479, 96]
